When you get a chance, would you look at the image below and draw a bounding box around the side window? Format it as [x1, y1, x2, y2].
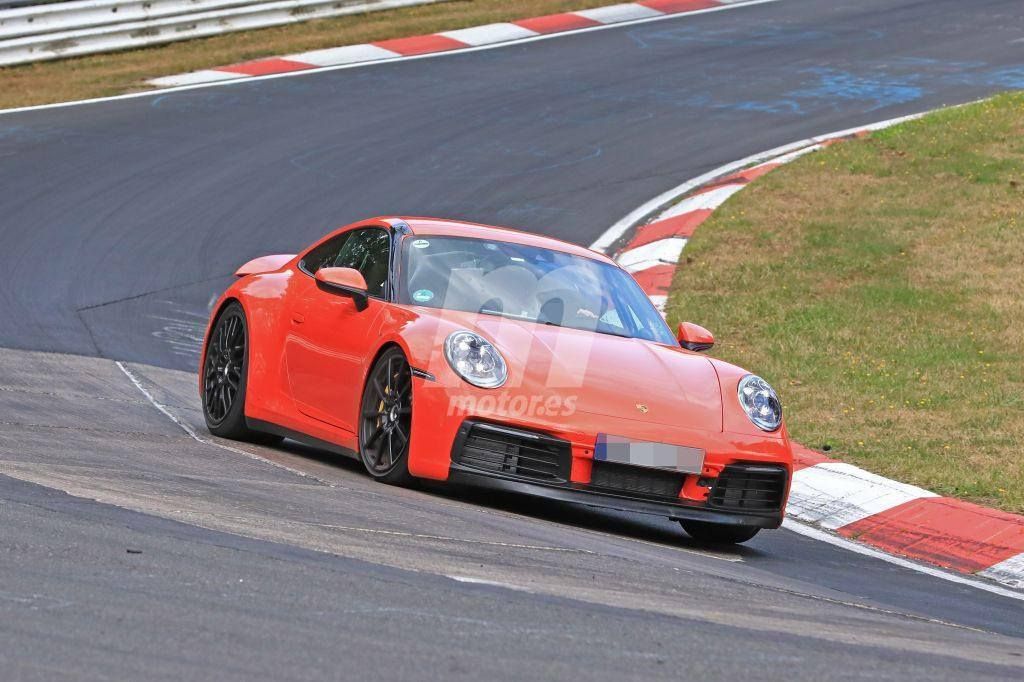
[300, 232, 351, 275]
[333, 228, 391, 298]
[300, 227, 391, 299]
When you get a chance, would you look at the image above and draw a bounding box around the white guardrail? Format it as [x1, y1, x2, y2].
[0, 0, 449, 66]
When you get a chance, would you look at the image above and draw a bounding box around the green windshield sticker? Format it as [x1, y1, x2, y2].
[412, 289, 434, 303]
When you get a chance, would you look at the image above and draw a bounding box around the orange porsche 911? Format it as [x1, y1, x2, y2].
[200, 217, 793, 543]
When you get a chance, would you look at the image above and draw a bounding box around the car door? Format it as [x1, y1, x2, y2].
[285, 226, 391, 433]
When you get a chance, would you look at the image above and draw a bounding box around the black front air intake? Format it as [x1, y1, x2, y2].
[708, 464, 788, 512]
[452, 422, 571, 483]
[588, 460, 684, 501]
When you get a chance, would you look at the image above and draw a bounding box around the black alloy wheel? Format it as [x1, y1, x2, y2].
[359, 347, 414, 484]
[204, 306, 244, 425]
[201, 301, 280, 444]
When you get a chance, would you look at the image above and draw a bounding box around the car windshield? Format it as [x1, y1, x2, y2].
[399, 235, 677, 345]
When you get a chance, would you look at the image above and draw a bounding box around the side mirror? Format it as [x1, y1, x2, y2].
[677, 322, 714, 352]
[315, 267, 369, 311]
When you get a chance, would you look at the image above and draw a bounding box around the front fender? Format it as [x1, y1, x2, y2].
[709, 357, 791, 444]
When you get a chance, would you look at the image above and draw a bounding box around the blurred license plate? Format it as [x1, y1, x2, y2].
[595, 434, 705, 474]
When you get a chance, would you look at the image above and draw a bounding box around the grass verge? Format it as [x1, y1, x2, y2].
[667, 93, 1024, 512]
[0, 0, 616, 110]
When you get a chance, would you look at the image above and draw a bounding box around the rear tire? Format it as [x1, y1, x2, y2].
[201, 301, 281, 445]
[679, 520, 760, 545]
[358, 347, 414, 485]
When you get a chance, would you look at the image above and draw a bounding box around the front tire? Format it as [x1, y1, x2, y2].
[358, 347, 414, 485]
[680, 520, 760, 545]
[201, 301, 280, 445]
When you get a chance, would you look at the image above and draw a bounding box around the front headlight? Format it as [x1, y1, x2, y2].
[737, 375, 782, 431]
[444, 331, 508, 389]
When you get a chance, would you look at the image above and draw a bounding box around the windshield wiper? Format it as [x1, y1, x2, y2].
[479, 309, 556, 324]
[593, 327, 632, 339]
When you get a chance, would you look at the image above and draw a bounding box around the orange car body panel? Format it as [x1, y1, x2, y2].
[200, 217, 793, 512]
[234, 253, 296, 277]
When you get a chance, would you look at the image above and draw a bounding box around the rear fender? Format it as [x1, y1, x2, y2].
[199, 272, 294, 424]
[235, 254, 296, 277]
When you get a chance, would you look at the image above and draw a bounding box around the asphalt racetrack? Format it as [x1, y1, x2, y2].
[1, 0, 1023, 679]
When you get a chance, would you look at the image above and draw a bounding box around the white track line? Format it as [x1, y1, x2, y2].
[0, 0, 782, 116]
[447, 575, 531, 591]
[115, 360, 331, 485]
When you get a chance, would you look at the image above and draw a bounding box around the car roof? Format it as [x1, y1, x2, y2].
[389, 217, 616, 266]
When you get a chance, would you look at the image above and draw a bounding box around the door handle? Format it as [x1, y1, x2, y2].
[291, 312, 305, 324]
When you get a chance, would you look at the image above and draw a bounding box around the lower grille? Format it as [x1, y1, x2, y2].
[708, 464, 787, 512]
[589, 460, 684, 501]
[452, 422, 571, 483]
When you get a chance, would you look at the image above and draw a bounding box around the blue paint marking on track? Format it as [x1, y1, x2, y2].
[983, 66, 1024, 88]
[787, 68, 925, 112]
[721, 99, 804, 115]
[672, 61, 1024, 117]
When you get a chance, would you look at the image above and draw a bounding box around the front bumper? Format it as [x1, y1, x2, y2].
[448, 464, 783, 528]
[444, 419, 787, 529]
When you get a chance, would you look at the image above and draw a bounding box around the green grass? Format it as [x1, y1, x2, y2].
[666, 93, 1024, 512]
[0, 0, 616, 109]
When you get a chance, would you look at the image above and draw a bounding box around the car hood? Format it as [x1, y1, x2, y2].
[418, 309, 723, 432]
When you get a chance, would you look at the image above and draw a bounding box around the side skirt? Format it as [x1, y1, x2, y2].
[246, 417, 360, 460]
